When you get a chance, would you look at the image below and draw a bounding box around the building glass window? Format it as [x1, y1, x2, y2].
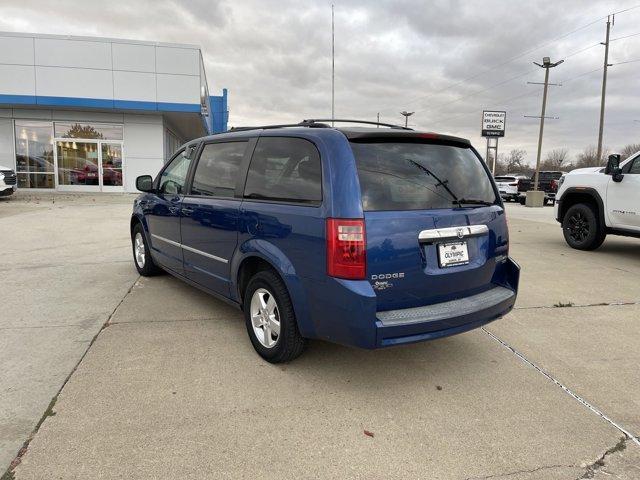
[15, 121, 55, 189]
[164, 128, 182, 163]
[54, 122, 123, 140]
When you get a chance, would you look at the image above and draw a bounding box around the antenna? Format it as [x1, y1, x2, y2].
[331, 4, 335, 127]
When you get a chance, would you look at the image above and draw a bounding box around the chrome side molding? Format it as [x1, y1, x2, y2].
[418, 225, 489, 243]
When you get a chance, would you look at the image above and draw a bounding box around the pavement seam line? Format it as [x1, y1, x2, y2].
[463, 463, 575, 480]
[481, 327, 640, 447]
[514, 300, 640, 310]
[1, 274, 141, 480]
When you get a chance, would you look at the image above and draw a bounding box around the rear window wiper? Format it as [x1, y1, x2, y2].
[405, 159, 463, 207]
[453, 199, 495, 206]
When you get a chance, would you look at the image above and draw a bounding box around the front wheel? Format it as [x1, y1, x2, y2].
[243, 270, 306, 363]
[131, 223, 162, 276]
[562, 203, 606, 250]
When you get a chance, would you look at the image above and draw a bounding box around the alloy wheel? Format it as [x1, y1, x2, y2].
[250, 288, 281, 348]
[134, 232, 146, 268]
[567, 212, 589, 243]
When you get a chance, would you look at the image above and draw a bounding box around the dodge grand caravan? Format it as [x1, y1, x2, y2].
[131, 119, 520, 362]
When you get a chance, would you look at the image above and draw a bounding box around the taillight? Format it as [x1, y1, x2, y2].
[326, 218, 366, 280]
[551, 179, 558, 191]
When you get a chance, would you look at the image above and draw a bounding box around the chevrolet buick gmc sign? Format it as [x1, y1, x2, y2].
[481, 111, 506, 137]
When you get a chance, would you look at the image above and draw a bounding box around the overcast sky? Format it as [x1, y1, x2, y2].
[1, 0, 639, 164]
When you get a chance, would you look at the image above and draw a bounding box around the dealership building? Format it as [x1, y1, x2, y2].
[0, 31, 228, 192]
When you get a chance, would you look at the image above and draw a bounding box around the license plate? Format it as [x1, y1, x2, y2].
[438, 241, 469, 267]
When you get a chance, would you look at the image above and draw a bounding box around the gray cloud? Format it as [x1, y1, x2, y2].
[1, 0, 639, 164]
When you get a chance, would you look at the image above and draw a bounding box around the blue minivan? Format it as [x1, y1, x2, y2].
[131, 119, 520, 362]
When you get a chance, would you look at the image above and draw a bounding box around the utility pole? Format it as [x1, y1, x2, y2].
[400, 111, 414, 128]
[377, 112, 380, 127]
[331, 4, 335, 126]
[597, 15, 613, 162]
[532, 57, 563, 191]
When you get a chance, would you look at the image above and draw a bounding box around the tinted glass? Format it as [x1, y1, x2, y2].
[351, 141, 497, 211]
[628, 158, 640, 174]
[244, 137, 322, 203]
[494, 176, 515, 182]
[159, 150, 191, 195]
[191, 142, 248, 197]
[537, 172, 563, 180]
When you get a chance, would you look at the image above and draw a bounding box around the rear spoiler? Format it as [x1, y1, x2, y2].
[342, 130, 471, 147]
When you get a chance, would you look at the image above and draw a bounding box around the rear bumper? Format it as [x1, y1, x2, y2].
[308, 257, 520, 349]
[375, 285, 515, 347]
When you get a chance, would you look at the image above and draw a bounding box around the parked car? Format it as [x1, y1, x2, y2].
[0, 165, 17, 196]
[130, 119, 520, 362]
[494, 174, 528, 202]
[517, 171, 563, 205]
[555, 153, 640, 250]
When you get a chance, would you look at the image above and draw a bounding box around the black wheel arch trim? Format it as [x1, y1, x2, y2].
[557, 187, 605, 227]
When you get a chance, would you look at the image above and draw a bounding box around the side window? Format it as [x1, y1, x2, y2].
[628, 157, 640, 174]
[244, 137, 322, 204]
[191, 141, 248, 197]
[159, 149, 192, 195]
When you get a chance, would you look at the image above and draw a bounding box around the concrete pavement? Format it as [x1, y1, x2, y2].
[0, 193, 138, 474]
[2, 198, 639, 479]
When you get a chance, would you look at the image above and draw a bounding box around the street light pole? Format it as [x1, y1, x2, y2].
[596, 15, 613, 162]
[400, 111, 414, 128]
[533, 57, 563, 191]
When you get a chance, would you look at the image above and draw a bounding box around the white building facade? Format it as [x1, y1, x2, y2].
[0, 32, 228, 192]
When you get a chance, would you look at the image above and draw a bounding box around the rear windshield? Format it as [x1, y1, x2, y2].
[351, 141, 497, 211]
[494, 176, 516, 182]
[538, 172, 563, 180]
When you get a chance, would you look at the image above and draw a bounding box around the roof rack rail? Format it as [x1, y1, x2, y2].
[228, 118, 413, 132]
[303, 119, 413, 130]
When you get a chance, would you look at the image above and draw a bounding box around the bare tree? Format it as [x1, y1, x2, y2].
[543, 148, 569, 169]
[619, 143, 640, 160]
[505, 149, 527, 173]
[575, 145, 609, 168]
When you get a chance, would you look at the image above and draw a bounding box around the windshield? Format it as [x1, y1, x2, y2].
[351, 141, 497, 211]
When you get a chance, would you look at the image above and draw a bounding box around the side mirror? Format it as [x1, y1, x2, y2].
[605, 154, 624, 182]
[136, 175, 154, 192]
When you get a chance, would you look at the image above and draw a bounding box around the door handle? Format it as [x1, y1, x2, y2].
[182, 207, 195, 216]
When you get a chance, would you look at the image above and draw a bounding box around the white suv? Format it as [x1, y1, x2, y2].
[0, 165, 17, 197]
[555, 154, 640, 250]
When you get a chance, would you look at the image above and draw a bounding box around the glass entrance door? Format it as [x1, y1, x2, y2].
[100, 143, 123, 190]
[55, 140, 124, 191]
[57, 141, 100, 188]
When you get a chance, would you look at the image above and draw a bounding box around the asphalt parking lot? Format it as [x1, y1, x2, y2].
[1, 193, 639, 479]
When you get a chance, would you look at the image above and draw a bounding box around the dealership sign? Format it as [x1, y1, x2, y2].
[481, 111, 506, 137]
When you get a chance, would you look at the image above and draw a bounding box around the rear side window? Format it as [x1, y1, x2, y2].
[351, 141, 497, 211]
[191, 141, 248, 197]
[244, 137, 322, 204]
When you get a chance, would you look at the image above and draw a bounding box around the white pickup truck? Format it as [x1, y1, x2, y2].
[555, 154, 640, 250]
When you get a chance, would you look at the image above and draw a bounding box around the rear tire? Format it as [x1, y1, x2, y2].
[562, 203, 606, 250]
[519, 196, 526, 205]
[243, 270, 306, 363]
[132, 223, 162, 276]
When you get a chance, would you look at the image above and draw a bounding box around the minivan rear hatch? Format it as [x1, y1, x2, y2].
[350, 136, 508, 312]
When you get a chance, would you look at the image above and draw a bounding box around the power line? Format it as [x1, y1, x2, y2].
[610, 31, 640, 41]
[369, 5, 640, 117]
